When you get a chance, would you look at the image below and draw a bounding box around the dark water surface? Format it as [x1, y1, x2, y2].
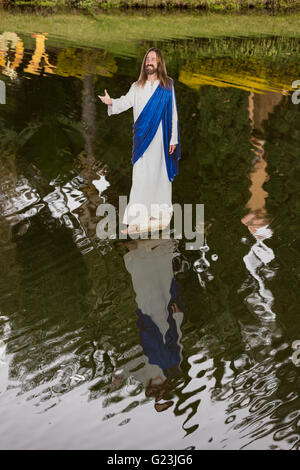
[0, 25, 299, 449]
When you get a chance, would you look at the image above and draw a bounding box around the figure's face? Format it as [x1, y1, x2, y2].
[145, 51, 158, 75]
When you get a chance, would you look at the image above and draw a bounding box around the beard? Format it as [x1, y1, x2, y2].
[146, 65, 157, 75]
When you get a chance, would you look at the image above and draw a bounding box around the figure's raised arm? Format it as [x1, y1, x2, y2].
[98, 82, 136, 117]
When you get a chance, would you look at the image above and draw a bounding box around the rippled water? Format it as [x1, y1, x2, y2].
[0, 19, 299, 450]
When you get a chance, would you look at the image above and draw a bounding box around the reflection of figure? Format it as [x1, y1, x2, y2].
[112, 239, 184, 412]
[98, 48, 181, 233]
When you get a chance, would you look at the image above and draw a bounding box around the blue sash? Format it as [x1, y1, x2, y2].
[132, 81, 181, 182]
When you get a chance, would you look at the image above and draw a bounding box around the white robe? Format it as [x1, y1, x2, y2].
[107, 80, 178, 225]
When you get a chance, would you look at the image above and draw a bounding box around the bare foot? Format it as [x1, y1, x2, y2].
[154, 401, 174, 412]
[127, 224, 140, 234]
[121, 224, 140, 235]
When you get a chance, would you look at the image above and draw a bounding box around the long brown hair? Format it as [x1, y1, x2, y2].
[136, 48, 173, 90]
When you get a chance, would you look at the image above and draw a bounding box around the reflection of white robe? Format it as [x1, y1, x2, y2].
[118, 239, 183, 386]
[124, 239, 179, 343]
[107, 80, 178, 225]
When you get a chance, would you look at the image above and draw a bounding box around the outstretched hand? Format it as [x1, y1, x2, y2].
[169, 145, 177, 155]
[98, 89, 112, 106]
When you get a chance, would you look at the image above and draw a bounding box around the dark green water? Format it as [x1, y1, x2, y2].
[0, 27, 299, 449]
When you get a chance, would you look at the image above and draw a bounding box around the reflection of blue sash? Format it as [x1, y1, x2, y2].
[132, 81, 181, 182]
[135, 278, 184, 377]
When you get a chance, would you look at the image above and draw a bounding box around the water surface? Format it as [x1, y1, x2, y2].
[0, 17, 299, 450]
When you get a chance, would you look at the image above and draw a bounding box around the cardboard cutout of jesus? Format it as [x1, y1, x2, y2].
[98, 48, 181, 233]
